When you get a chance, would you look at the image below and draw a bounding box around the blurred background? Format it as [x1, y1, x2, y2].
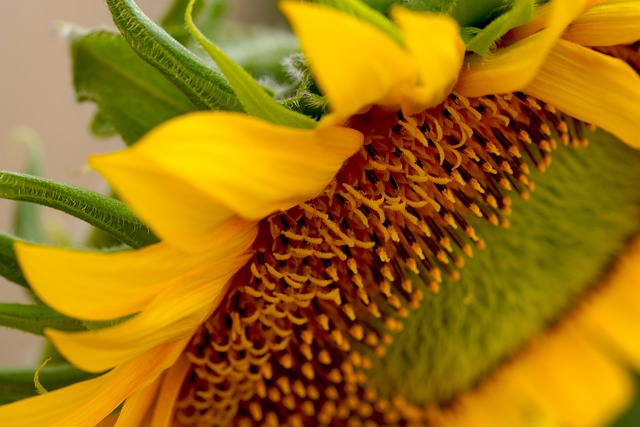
[0, 0, 277, 367]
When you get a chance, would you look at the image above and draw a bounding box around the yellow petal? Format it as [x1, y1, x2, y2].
[507, 0, 602, 41]
[0, 340, 185, 427]
[501, 325, 633, 427]
[563, 1, 640, 46]
[114, 376, 162, 427]
[280, 1, 418, 122]
[47, 254, 249, 373]
[15, 219, 256, 320]
[455, 0, 589, 97]
[524, 39, 640, 148]
[91, 112, 362, 250]
[391, 7, 464, 114]
[441, 324, 633, 427]
[578, 238, 640, 369]
[89, 152, 234, 252]
[148, 355, 191, 426]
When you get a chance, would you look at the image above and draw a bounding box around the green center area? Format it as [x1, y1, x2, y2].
[369, 131, 640, 405]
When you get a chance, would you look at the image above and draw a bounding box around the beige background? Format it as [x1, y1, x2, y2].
[0, 0, 274, 367]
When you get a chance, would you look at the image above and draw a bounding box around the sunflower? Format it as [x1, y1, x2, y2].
[1, 0, 640, 426]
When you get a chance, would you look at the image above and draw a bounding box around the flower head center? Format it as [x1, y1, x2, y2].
[175, 89, 640, 426]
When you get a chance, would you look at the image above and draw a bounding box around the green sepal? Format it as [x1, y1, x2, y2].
[0, 364, 95, 405]
[105, 0, 243, 112]
[361, 0, 397, 13]
[464, 0, 534, 55]
[160, 0, 226, 46]
[0, 233, 28, 288]
[280, 54, 329, 118]
[0, 303, 86, 336]
[315, 0, 403, 45]
[9, 129, 44, 242]
[69, 28, 198, 145]
[186, 0, 316, 129]
[0, 171, 157, 249]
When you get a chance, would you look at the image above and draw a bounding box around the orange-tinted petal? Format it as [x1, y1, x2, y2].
[148, 355, 191, 426]
[455, 0, 589, 97]
[15, 219, 256, 320]
[524, 39, 640, 148]
[391, 7, 464, 114]
[563, 1, 640, 47]
[0, 340, 186, 427]
[91, 112, 362, 251]
[47, 254, 249, 373]
[114, 376, 162, 427]
[280, 1, 418, 122]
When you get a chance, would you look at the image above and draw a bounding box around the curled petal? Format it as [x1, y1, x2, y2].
[15, 219, 257, 320]
[456, 0, 589, 97]
[391, 7, 464, 114]
[280, 1, 418, 122]
[91, 112, 362, 250]
[524, 39, 640, 148]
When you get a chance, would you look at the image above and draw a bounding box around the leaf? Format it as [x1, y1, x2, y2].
[69, 29, 197, 145]
[0, 364, 95, 405]
[0, 233, 28, 288]
[105, 0, 243, 112]
[0, 171, 157, 249]
[0, 304, 86, 336]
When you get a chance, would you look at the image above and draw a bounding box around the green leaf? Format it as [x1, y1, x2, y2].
[0, 233, 28, 288]
[465, 0, 534, 55]
[105, 0, 243, 112]
[0, 303, 86, 336]
[9, 129, 44, 242]
[186, 0, 316, 129]
[0, 364, 95, 405]
[69, 29, 197, 145]
[0, 171, 157, 249]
